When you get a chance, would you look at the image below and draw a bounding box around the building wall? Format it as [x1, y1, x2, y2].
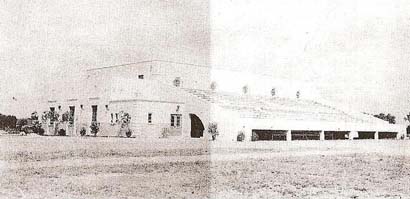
[151, 61, 211, 90]
[183, 90, 212, 139]
[106, 100, 185, 138]
[210, 103, 406, 141]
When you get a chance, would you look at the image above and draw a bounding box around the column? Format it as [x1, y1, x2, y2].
[320, 130, 325, 141]
[246, 129, 252, 142]
[374, 131, 379, 140]
[349, 131, 358, 140]
[286, 130, 292, 141]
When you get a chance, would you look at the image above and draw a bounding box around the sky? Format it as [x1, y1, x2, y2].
[1, 0, 410, 122]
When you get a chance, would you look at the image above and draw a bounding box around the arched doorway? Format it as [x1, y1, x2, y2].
[189, 114, 204, 138]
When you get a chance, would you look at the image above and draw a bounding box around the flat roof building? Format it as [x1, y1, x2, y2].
[40, 60, 405, 141]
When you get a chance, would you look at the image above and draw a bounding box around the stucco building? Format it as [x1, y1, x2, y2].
[41, 60, 405, 141]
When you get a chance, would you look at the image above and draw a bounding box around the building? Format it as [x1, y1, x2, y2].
[40, 60, 405, 141]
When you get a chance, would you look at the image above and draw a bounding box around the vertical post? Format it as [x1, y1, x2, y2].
[349, 131, 357, 140]
[320, 130, 325, 141]
[286, 130, 292, 141]
[374, 131, 379, 140]
[246, 128, 252, 142]
[396, 131, 402, 140]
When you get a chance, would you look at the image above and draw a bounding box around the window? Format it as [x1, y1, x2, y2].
[170, 114, 182, 128]
[110, 113, 114, 123]
[69, 106, 75, 124]
[138, 75, 144, 79]
[49, 107, 55, 124]
[148, 113, 152, 124]
[115, 113, 119, 122]
[173, 77, 181, 87]
[91, 105, 98, 122]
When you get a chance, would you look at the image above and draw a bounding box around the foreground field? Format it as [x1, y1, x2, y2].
[0, 135, 409, 198]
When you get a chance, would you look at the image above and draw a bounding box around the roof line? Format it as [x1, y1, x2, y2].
[86, 59, 210, 72]
[86, 60, 155, 71]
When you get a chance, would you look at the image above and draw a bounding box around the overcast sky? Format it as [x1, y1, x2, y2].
[1, 0, 410, 122]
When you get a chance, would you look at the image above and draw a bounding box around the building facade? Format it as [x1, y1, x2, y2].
[41, 60, 405, 141]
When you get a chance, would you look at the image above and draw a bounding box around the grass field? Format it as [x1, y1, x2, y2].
[0, 135, 409, 198]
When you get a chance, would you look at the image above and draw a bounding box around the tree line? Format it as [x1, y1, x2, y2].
[0, 113, 17, 129]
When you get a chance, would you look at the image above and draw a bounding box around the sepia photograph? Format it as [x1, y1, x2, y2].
[0, 0, 409, 198]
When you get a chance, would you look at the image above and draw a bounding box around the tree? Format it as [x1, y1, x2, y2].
[208, 122, 219, 141]
[90, 122, 100, 137]
[0, 113, 17, 130]
[118, 111, 132, 137]
[374, 113, 396, 124]
[31, 111, 38, 120]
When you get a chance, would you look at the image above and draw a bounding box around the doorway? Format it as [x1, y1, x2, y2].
[189, 114, 204, 138]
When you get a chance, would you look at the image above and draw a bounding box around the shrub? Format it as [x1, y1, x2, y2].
[161, 128, 169, 138]
[208, 122, 219, 141]
[32, 121, 44, 136]
[58, 129, 66, 136]
[125, 129, 132, 138]
[31, 111, 39, 120]
[118, 111, 131, 137]
[80, 127, 86, 136]
[237, 131, 245, 142]
[251, 132, 259, 141]
[16, 119, 28, 131]
[90, 122, 100, 137]
[61, 111, 70, 122]
[400, 134, 406, 140]
[37, 127, 45, 136]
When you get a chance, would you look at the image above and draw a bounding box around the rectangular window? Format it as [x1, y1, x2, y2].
[69, 106, 75, 124]
[115, 113, 119, 122]
[91, 105, 98, 122]
[148, 113, 152, 124]
[111, 113, 114, 123]
[170, 114, 182, 128]
[49, 107, 55, 124]
[176, 115, 181, 127]
[138, 75, 144, 79]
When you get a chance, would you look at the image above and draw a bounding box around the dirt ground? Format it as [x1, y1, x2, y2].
[0, 135, 409, 198]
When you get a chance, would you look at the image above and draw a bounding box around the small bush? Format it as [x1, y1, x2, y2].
[118, 111, 131, 137]
[208, 122, 219, 141]
[125, 129, 132, 138]
[37, 127, 45, 136]
[33, 121, 44, 136]
[400, 134, 406, 140]
[80, 127, 86, 136]
[61, 111, 70, 122]
[16, 119, 28, 131]
[58, 129, 66, 136]
[90, 122, 100, 137]
[237, 131, 245, 142]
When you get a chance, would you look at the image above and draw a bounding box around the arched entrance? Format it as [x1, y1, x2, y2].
[189, 114, 204, 138]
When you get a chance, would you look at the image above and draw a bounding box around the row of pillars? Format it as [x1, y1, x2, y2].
[282, 130, 379, 141]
